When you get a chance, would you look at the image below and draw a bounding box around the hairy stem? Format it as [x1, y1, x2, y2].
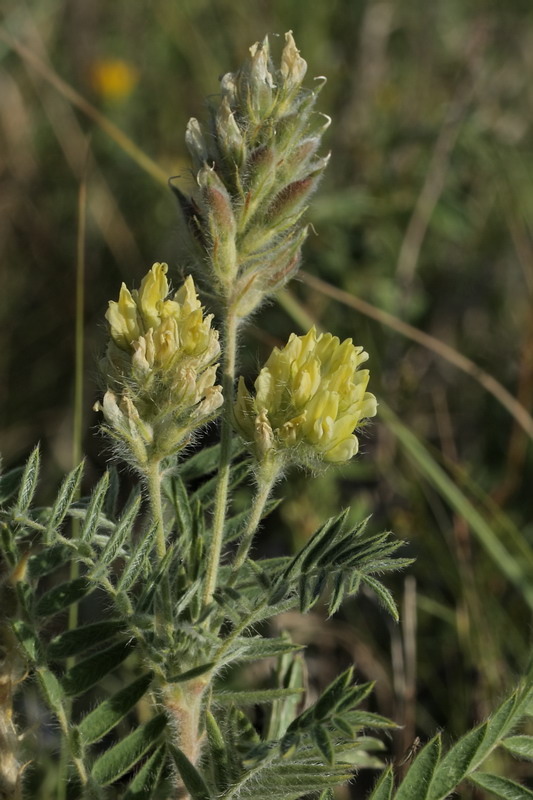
[231, 461, 280, 577]
[164, 680, 208, 800]
[145, 460, 173, 634]
[52, 700, 92, 792]
[203, 309, 239, 607]
[146, 460, 166, 559]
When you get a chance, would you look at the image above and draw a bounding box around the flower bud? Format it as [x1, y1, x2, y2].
[276, 31, 308, 117]
[238, 37, 275, 122]
[216, 97, 246, 167]
[234, 328, 377, 467]
[185, 118, 211, 173]
[280, 31, 307, 92]
[174, 33, 331, 318]
[267, 154, 330, 227]
[197, 166, 238, 289]
[220, 71, 239, 109]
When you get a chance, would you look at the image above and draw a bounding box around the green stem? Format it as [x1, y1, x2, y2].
[145, 460, 173, 635]
[231, 461, 280, 577]
[203, 309, 239, 607]
[146, 460, 166, 560]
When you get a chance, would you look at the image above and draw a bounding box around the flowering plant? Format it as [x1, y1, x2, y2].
[1, 31, 533, 800]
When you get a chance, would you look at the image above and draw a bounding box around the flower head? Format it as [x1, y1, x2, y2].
[234, 328, 377, 466]
[98, 264, 222, 466]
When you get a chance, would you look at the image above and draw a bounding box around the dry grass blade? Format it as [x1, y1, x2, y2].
[0, 26, 168, 186]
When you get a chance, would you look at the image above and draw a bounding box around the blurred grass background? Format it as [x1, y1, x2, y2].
[2, 0, 533, 794]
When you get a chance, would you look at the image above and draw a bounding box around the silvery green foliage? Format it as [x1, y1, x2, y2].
[0, 447, 405, 799]
[2, 449, 533, 799]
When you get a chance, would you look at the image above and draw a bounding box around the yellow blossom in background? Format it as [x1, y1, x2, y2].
[98, 264, 222, 465]
[234, 327, 377, 466]
[90, 58, 138, 102]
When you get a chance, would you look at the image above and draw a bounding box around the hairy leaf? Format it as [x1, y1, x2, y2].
[116, 523, 158, 595]
[36, 667, 64, 712]
[169, 744, 212, 800]
[469, 772, 533, 798]
[122, 745, 167, 800]
[166, 475, 192, 535]
[361, 574, 399, 621]
[313, 725, 335, 764]
[214, 688, 305, 706]
[35, 577, 92, 617]
[91, 713, 167, 785]
[395, 734, 441, 800]
[191, 461, 250, 508]
[80, 471, 111, 542]
[62, 638, 136, 696]
[234, 636, 304, 663]
[502, 735, 533, 761]
[427, 723, 487, 800]
[206, 711, 230, 794]
[90, 491, 141, 577]
[168, 662, 214, 683]
[78, 672, 154, 744]
[13, 445, 40, 517]
[312, 667, 353, 721]
[178, 440, 244, 482]
[28, 543, 74, 579]
[48, 619, 125, 659]
[103, 467, 120, 521]
[222, 761, 352, 799]
[12, 620, 42, 663]
[46, 461, 84, 533]
[473, 692, 520, 765]
[369, 767, 394, 800]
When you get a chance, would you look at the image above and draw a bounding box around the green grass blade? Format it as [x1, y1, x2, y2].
[381, 404, 533, 611]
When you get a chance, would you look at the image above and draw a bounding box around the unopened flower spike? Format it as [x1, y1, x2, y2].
[175, 31, 331, 319]
[234, 327, 377, 468]
[97, 263, 223, 468]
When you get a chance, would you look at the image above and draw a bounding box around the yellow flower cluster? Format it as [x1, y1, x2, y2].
[100, 264, 222, 464]
[234, 328, 377, 465]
